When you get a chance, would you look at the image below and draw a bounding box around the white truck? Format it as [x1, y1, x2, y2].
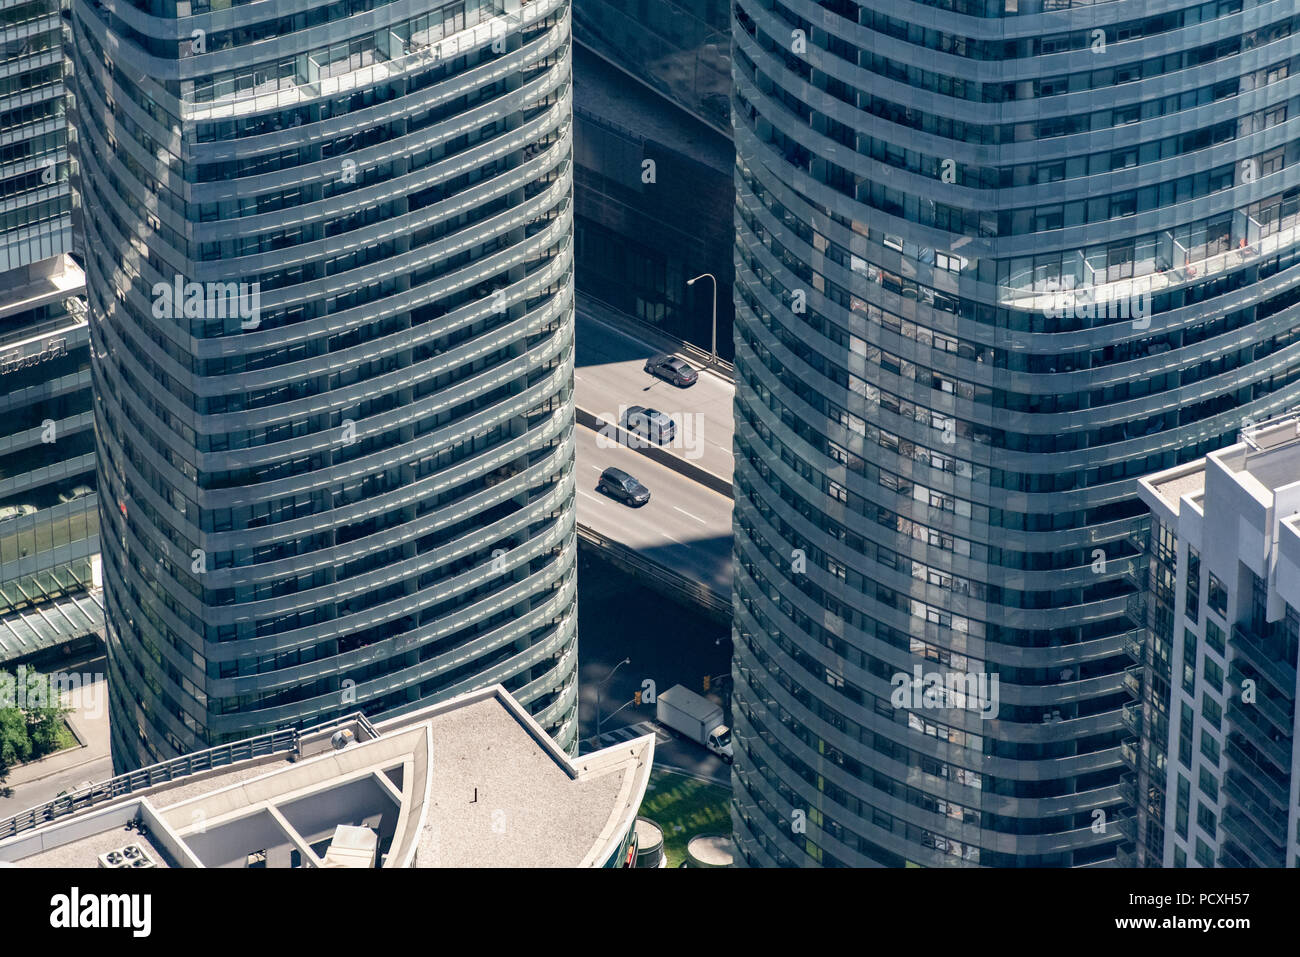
[657, 685, 733, 763]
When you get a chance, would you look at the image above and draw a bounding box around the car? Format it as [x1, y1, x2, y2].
[622, 406, 676, 445]
[598, 467, 650, 506]
[57, 485, 94, 503]
[0, 504, 37, 523]
[644, 354, 698, 387]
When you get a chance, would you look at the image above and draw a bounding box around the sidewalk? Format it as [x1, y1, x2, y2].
[4, 670, 111, 791]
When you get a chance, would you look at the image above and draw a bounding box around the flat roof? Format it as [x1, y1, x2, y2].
[0, 686, 654, 868]
[1148, 468, 1206, 514]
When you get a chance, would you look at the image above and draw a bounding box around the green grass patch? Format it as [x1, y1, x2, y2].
[640, 769, 732, 867]
[50, 718, 78, 754]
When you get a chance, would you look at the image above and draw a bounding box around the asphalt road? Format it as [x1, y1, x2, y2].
[574, 306, 735, 486]
[573, 422, 732, 600]
[576, 542, 734, 786]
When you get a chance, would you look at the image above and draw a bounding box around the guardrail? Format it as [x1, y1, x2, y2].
[577, 525, 730, 622]
[576, 292, 735, 382]
[574, 408, 732, 498]
[0, 727, 300, 842]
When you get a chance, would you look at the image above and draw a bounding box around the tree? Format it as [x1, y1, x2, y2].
[0, 704, 31, 799]
[0, 667, 73, 798]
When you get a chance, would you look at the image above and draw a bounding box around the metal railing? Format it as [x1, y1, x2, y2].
[0, 726, 300, 842]
[576, 292, 736, 382]
[577, 525, 730, 621]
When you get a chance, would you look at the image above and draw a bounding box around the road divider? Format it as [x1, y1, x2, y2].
[575, 408, 733, 498]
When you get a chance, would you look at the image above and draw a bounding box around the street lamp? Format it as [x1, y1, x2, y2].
[594, 657, 631, 741]
[687, 272, 718, 367]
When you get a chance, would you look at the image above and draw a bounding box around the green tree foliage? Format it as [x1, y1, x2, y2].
[0, 667, 73, 796]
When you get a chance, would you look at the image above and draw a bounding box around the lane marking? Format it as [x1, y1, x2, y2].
[673, 506, 707, 524]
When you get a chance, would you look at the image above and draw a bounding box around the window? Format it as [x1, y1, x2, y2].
[1200, 730, 1220, 766]
[1205, 619, 1225, 656]
[1174, 846, 1187, 867]
[1199, 767, 1218, 803]
[1182, 628, 1198, 694]
[1203, 657, 1223, 695]
[1195, 838, 1214, 868]
[1179, 703, 1194, 768]
[1185, 547, 1200, 623]
[1201, 695, 1222, 731]
[1175, 775, 1190, 839]
[1197, 804, 1218, 840]
[1207, 573, 1227, 618]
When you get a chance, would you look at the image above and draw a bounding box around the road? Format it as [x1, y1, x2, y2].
[0, 662, 112, 820]
[575, 542, 733, 786]
[573, 422, 732, 600]
[574, 304, 735, 487]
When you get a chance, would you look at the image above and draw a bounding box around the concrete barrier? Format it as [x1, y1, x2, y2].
[575, 409, 733, 498]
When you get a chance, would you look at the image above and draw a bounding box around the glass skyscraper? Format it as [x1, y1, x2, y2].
[0, 0, 97, 654]
[69, 0, 579, 770]
[730, 0, 1300, 865]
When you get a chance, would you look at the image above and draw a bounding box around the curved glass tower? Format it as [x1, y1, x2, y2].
[70, 0, 578, 770]
[730, 0, 1300, 866]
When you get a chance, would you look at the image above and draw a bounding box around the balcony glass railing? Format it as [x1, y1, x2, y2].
[1231, 624, 1297, 696]
[1227, 661, 1294, 736]
[1222, 773, 1288, 839]
[1220, 806, 1285, 868]
[1000, 217, 1300, 312]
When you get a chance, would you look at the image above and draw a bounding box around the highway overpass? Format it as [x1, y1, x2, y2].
[573, 296, 735, 618]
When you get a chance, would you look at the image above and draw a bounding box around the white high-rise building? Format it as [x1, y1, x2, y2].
[1138, 417, 1300, 867]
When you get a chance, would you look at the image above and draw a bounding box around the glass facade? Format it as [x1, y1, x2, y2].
[572, 0, 730, 132]
[0, 0, 92, 642]
[572, 43, 736, 356]
[0, 0, 71, 273]
[70, 0, 580, 770]
[730, 0, 1300, 865]
[0, 261, 97, 623]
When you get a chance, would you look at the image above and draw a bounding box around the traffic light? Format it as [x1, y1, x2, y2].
[634, 691, 642, 706]
[702, 675, 710, 692]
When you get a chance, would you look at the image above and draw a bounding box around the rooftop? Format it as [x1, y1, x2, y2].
[0, 685, 653, 868]
[1142, 416, 1300, 516]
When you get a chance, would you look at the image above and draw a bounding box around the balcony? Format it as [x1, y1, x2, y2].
[1124, 591, 1148, 632]
[1231, 625, 1297, 697]
[1119, 772, 1137, 809]
[1116, 812, 1137, 843]
[1224, 735, 1290, 807]
[1226, 723, 1291, 777]
[1220, 806, 1285, 869]
[1227, 661, 1294, 737]
[1226, 695, 1293, 772]
[1122, 663, 1142, 700]
[1121, 701, 1142, 737]
[1222, 773, 1289, 841]
[1121, 627, 1144, 666]
[1120, 739, 1139, 772]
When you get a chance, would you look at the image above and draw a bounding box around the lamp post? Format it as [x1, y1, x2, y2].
[687, 272, 718, 366]
[594, 657, 631, 741]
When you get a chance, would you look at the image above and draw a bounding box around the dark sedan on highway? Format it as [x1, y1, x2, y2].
[644, 354, 698, 387]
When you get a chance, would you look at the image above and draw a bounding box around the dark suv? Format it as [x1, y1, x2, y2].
[598, 467, 650, 506]
[644, 354, 698, 387]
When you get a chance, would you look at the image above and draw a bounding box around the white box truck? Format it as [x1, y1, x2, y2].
[657, 685, 733, 763]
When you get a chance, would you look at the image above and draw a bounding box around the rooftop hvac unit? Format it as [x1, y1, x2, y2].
[97, 843, 157, 869]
